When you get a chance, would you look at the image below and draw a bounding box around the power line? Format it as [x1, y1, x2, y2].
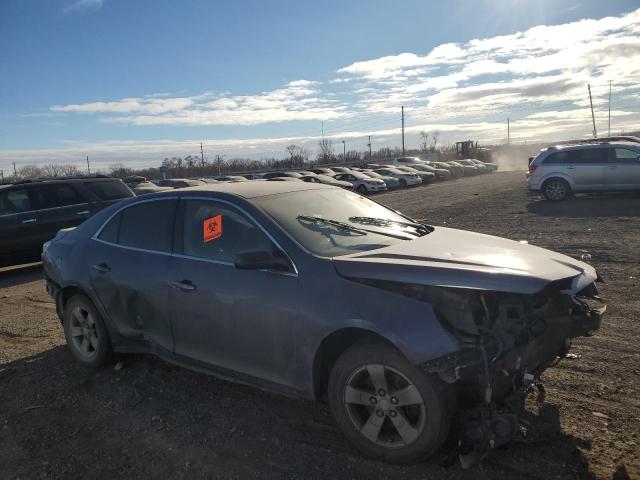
[588, 83, 597, 138]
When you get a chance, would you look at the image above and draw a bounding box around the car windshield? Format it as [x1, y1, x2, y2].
[254, 189, 428, 257]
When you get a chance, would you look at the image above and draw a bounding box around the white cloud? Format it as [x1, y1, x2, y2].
[63, 0, 105, 14]
[52, 80, 349, 126]
[6, 8, 637, 170]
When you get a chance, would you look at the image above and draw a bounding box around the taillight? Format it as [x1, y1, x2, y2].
[528, 162, 537, 173]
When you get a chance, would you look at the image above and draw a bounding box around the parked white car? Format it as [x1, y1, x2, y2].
[374, 167, 422, 187]
[527, 139, 640, 200]
[334, 171, 387, 194]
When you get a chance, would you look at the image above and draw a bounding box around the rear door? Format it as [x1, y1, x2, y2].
[89, 198, 177, 351]
[30, 182, 92, 245]
[0, 186, 41, 265]
[565, 148, 607, 190]
[606, 147, 640, 190]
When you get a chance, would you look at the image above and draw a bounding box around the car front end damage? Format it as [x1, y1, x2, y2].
[416, 276, 605, 466]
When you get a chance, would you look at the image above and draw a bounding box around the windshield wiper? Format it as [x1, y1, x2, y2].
[297, 215, 368, 235]
[347, 216, 433, 236]
[297, 215, 413, 240]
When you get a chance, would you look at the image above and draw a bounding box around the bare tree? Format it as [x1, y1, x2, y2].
[109, 163, 132, 178]
[317, 138, 334, 163]
[420, 131, 430, 153]
[17, 165, 44, 179]
[285, 144, 309, 168]
[60, 164, 81, 176]
[431, 131, 440, 151]
[41, 163, 67, 177]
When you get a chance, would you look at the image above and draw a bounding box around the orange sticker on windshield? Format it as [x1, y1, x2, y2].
[203, 215, 222, 242]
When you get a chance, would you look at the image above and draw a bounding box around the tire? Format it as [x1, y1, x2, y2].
[328, 341, 452, 464]
[542, 178, 571, 201]
[356, 184, 368, 195]
[63, 294, 113, 368]
[399, 178, 407, 188]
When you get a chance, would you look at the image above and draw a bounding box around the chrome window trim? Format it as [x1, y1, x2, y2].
[92, 237, 173, 257]
[91, 194, 299, 276]
[0, 200, 91, 218]
[178, 195, 299, 276]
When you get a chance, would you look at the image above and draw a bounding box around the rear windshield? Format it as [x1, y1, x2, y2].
[84, 180, 134, 201]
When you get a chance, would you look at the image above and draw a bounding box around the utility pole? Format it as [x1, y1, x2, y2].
[342, 140, 346, 158]
[200, 142, 205, 167]
[86, 156, 91, 175]
[507, 118, 510, 145]
[588, 83, 597, 138]
[13, 162, 17, 180]
[401, 106, 405, 155]
[608, 80, 612, 137]
[367, 136, 372, 160]
[1, 170, 4, 183]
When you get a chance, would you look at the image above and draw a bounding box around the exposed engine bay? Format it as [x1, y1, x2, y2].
[353, 274, 605, 467]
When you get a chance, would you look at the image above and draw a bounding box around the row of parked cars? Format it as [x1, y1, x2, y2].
[124, 156, 498, 196]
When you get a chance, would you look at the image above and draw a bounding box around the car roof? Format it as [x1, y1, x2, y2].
[173, 179, 334, 199]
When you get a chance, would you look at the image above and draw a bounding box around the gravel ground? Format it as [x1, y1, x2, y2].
[0, 171, 638, 479]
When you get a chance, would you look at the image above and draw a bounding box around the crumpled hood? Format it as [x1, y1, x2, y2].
[334, 226, 597, 294]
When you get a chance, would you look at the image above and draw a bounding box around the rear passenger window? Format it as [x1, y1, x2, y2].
[117, 200, 177, 253]
[98, 212, 121, 243]
[84, 180, 134, 201]
[32, 184, 83, 209]
[613, 148, 639, 164]
[0, 188, 31, 216]
[544, 149, 607, 164]
[578, 148, 608, 163]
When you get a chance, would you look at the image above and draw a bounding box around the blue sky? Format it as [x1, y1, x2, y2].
[1, 0, 639, 171]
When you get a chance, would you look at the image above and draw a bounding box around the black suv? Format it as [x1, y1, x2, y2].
[0, 176, 134, 267]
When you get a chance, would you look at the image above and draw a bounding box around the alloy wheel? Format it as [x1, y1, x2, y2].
[344, 364, 426, 448]
[545, 180, 567, 200]
[69, 306, 99, 360]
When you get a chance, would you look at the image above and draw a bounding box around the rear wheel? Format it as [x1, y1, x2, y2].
[328, 341, 452, 464]
[399, 178, 407, 188]
[542, 178, 571, 201]
[63, 294, 112, 368]
[356, 184, 368, 195]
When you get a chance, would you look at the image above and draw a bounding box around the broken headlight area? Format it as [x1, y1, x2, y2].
[352, 276, 605, 464]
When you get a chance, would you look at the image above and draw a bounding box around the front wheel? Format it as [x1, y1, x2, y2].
[356, 184, 368, 195]
[328, 341, 452, 464]
[399, 178, 407, 188]
[542, 178, 571, 201]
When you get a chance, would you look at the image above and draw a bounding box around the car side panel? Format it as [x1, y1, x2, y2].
[292, 258, 460, 396]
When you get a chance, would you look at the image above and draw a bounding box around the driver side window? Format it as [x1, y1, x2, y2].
[182, 199, 277, 264]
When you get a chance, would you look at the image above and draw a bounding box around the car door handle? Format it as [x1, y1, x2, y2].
[22, 218, 36, 224]
[169, 280, 197, 291]
[607, 165, 617, 169]
[76, 210, 90, 215]
[92, 263, 111, 273]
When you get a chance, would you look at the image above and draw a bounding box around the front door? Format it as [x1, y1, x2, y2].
[606, 147, 640, 190]
[169, 198, 299, 388]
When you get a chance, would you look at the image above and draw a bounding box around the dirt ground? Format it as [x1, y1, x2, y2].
[1, 171, 638, 479]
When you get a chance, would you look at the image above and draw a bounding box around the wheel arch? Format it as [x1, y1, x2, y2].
[540, 172, 575, 189]
[312, 327, 398, 400]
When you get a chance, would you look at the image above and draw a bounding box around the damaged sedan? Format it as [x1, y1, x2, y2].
[42, 181, 604, 465]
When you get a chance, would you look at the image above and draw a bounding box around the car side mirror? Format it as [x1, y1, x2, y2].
[234, 250, 292, 272]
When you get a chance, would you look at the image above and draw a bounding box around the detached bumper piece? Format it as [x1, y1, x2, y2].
[422, 300, 605, 468]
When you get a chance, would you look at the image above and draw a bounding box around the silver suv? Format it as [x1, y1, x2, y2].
[527, 138, 640, 200]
